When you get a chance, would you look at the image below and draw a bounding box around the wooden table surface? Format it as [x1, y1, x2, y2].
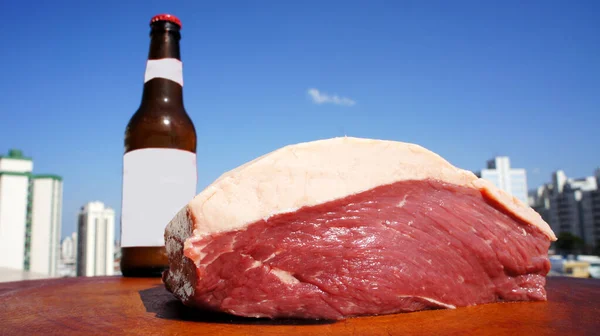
[0, 275, 598, 335]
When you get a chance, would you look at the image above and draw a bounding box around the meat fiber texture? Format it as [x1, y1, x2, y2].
[163, 137, 556, 320]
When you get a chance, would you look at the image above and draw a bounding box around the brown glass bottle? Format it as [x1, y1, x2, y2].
[120, 14, 197, 277]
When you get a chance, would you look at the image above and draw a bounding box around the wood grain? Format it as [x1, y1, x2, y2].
[0, 276, 598, 335]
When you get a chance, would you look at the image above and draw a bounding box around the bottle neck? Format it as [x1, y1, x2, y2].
[140, 24, 184, 109]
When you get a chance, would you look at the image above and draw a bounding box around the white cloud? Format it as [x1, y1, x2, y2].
[307, 88, 356, 106]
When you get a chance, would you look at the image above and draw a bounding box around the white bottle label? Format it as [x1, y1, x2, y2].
[120, 148, 197, 247]
[144, 58, 184, 86]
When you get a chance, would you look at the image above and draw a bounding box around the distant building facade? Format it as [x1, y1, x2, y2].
[57, 232, 77, 277]
[61, 232, 77, 263]
[76, 201, 115, 276]
[0, 149, 63, 276]
[476, 156, 529, 205]
[530, 169, 600, 253]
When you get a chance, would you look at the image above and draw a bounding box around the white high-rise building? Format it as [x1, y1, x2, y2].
[0, 149, 63, 276]
[30, 175, 63, 276]
[476, 156, 529, 205]
[0, 150, 33, 271]
[77, 201, 115, 277]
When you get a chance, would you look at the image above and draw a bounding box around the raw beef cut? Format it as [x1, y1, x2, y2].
[162, 137, 556, 320]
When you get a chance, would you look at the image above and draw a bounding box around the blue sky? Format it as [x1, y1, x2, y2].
[0, 1, 598, 239]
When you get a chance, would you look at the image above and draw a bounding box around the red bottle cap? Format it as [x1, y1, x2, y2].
[150, 14, 182, 28]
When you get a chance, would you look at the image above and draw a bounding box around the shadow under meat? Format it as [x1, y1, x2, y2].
[138, 285, 336, 325]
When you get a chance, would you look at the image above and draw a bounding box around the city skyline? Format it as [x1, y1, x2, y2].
[2, 151, 596, 280]
[530, 168, 600, 253]
[0, 1, 598, 240]
[4, 146, 598, 242]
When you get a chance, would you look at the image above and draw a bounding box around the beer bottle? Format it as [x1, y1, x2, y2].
[120, 14, 197, 277]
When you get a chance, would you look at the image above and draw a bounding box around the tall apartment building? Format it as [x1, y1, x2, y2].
[0, 150, 32, 270]
[530, 169, 600, 253]
[475, 156, 529, 205]
[30, 176, 63, 276]
[0, 149, 63, 276]
[76, 201, 115, 276]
